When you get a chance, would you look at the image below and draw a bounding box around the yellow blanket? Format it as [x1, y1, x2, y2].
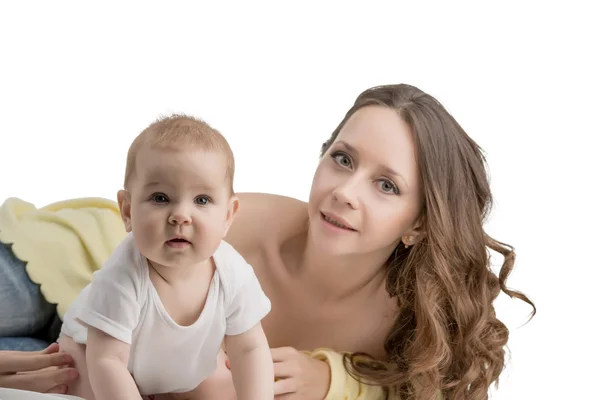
[0, 197, 126, 318]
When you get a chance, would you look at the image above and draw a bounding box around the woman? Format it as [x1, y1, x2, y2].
[0, 83, 535, 399]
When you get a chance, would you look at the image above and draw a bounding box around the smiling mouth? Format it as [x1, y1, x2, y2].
[321, 212, 356, 231]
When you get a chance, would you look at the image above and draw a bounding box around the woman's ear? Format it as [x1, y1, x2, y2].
[117, 190, 133, 232]
[401, 233, 420, 248]
[222, 195, 240, 238]
[402, 215, 426, 247]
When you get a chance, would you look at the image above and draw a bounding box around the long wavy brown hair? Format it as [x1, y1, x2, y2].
[321, 84, 536, 400]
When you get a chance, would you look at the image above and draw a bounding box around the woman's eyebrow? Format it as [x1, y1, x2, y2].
[382, 165, 409, 189]
[337, 140, 357, 153]
[338, 140, 409, 189]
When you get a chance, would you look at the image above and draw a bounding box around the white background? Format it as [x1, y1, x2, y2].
[1, 2, 598, 398]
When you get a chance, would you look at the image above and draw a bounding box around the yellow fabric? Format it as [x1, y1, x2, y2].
[309, 349, 443, 399]
[309, 349, 395, 400]
[0, 197, 127, 318]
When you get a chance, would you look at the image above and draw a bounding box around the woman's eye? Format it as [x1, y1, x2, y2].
[151, 193, 169, 203]
[195, 196, 211, 205]
[332, 152, 352, 168]
[378, 180, 399, 195]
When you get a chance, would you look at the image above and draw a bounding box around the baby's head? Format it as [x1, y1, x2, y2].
[117, 114, 239, 269]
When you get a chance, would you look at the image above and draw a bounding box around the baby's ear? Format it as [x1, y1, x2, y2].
[117, 190, 133, 232]
[222, 195, 240, 238]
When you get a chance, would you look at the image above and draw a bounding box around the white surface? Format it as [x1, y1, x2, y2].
[0, 2, 597, 399]
[0, 388, 83, 400]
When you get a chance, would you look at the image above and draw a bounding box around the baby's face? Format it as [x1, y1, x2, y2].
[125, 146, 234, 269]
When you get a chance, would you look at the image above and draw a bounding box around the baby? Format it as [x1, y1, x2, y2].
[59, 115, 273, 399]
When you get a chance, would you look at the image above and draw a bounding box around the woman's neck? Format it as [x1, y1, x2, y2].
[288, 229, 392, 303]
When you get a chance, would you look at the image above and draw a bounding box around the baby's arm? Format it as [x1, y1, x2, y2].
[224, 322, 273, 400]
[86, 326, 142, 400]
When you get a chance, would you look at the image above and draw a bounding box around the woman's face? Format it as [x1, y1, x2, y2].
[308, 105, 423, 258]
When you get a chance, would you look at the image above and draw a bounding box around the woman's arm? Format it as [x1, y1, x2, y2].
[269, 347, 391, 400]
[86, 327, 142, 400]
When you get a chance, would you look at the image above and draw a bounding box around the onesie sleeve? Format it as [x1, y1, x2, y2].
[225, 261, 271, 336]
[76, 235, 144, 344]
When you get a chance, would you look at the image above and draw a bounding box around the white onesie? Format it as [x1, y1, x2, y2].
[60, 233, 271, 395]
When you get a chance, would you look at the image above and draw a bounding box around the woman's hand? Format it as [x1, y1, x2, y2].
[270, 347, 330, 400]
[0, 342, 78, 394]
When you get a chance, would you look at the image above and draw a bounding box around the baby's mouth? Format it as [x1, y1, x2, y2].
[166, 237, 191, 247]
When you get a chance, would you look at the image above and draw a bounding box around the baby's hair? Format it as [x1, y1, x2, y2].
[124, 114, 235, 192]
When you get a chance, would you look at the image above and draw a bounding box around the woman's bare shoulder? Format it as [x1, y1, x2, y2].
[225, 192, 307, 252]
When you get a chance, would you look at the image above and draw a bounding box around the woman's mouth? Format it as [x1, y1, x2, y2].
[320, 212, 356, 231]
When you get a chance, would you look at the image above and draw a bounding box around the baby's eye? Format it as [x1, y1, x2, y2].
[195, 195, 211, 206]
[151, 193, 169, 203]
[331, 152, 352, 168]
